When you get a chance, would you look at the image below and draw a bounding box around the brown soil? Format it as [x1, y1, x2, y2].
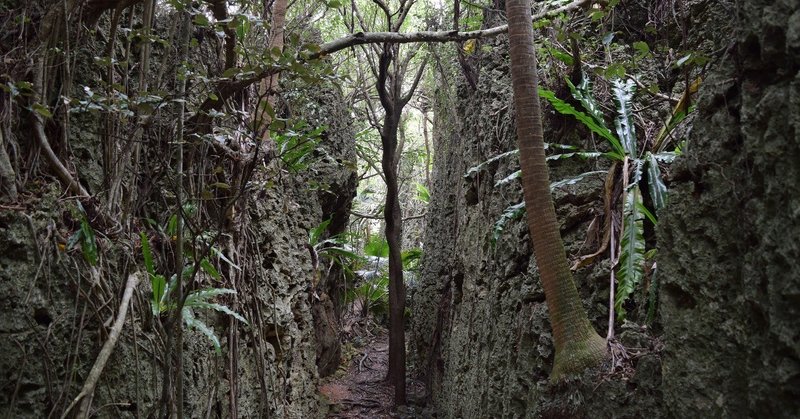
[319, 328, 429, 418]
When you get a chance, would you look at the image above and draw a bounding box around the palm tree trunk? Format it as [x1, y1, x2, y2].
[505, 0, 606, 379]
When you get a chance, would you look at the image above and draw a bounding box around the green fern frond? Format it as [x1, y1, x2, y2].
[616, 185, 645, 321]
[189, 301, 249, 325]
[539, 87, 625, 159]
[646, 152, 668, 211]
[567, 76, 609, 130]
[184, 287, 237, 305]
[464, 149, 519, 178]
[183, 309, 222, 355]
[611, 78, 638, 156]
[495, 170, 521, 187]
[491, 202, 526, 246]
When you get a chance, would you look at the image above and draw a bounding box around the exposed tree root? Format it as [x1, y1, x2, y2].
[61, 272, 140, 419]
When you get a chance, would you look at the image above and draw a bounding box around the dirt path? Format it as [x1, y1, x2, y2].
[319, 331, 429, 418]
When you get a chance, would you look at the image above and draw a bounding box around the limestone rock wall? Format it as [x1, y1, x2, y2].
[658, 0, 800, 416]
[0, 8, 356, 418]
[409, 31, 661, 418]
[413, 0, 800, 418]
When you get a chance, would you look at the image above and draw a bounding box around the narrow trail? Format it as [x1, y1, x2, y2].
[319, 330, 430, 418]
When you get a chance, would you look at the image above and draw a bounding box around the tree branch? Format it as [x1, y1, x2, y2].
[31, 58, 90, 198]
[310, 0, 589, 60]
[351, 210, 425, 221]
[61, 272, 141, 419]
[401, 57, 427, 106]
[376, 46, 394, 113]
[190, 0, 589, 133]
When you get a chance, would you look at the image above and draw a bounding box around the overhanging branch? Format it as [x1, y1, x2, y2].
[309, 0, 590, 59]
[191, 0, 590, 133]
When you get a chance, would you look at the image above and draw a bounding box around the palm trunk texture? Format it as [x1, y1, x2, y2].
[505, 0, 607, 379]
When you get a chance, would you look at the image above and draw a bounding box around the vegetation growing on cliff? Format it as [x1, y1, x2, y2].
[4, 0, 793, 417]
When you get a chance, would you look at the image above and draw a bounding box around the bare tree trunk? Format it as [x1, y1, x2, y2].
[505, 0, 606, 379]
[258, 0, 288, 141]
[377, 46, 407, 406]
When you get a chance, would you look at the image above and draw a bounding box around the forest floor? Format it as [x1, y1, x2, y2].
[318, 312, 431, 418]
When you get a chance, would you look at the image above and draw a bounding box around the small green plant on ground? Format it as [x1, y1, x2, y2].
[339, 236, 424, 321]
[346, 275, 389, 319]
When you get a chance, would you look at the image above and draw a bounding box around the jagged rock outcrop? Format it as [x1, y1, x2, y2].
[658, 0, 800, 416]
[413, 0, 799, 417]
[0, 6, 356, 417]
[409, 23, 662, 419]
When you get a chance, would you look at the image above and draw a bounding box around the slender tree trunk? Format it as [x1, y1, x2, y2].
[381, 89, 407, 409]
[383, 121, 406, 404]
[505, 0, 606, 379]
[173, 15, 188, 416]
[259, 0, 287, 141]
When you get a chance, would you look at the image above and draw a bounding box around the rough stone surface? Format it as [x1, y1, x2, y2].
[413, 0, 799, 418]
[409, 25, 662, 418]
[658, 0, 800, 416]
[0, 12, 356, 417]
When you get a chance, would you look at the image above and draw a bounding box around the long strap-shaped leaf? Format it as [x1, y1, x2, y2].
[539, 87, 625, 159]
[646, 152, 668, 211]
[616, 185, 645, 321]
[567, 76, 608, 130]
[612, 78, 638, 156]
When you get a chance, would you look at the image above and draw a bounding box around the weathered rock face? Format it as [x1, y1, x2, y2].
[658, 0, 800, 416]
[414, 0, 799, 417]
[0, 9, 356, 419]
[410, 27, 662, 419]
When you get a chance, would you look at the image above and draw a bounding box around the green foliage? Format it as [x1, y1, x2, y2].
[616, 186, 645, 321]
[401, 248, 423, 270]
[534, 73, 682, 321]
[140, 232, 166, 315]
[309, 218, 332, 247]
[566, 76, 608, 133]
[67, 202, 98, 266]
[492, 171, 605, 246]
[346, 276, 389, 319]
[185, 286, 246, 355]
[464, 149, 519, 179]
[646, 152, 668, 211]
[364, 236, 389, 258]
[611, 79, 638, 156]
[139, 231, 247, 355]
[538, 88, 624, 159]
[415, 183, 430, 203]
[309, 218, 364, 274]
[492, 202, 526, 246]
[273, 121, 326, 172]
[494, 170, 521, 187]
